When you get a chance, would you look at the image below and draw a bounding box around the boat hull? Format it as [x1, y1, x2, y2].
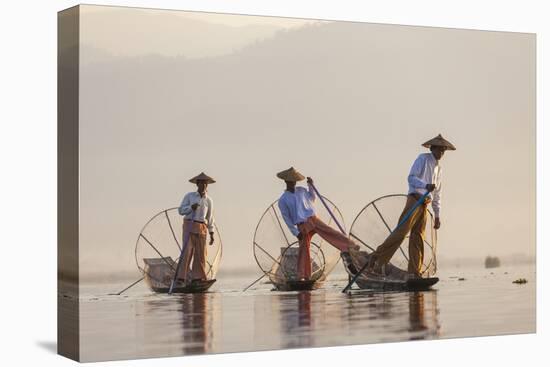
[274, 279, 322, 291]
[142, 257, 216, 294]
[151, 279, 216, 294]
[347, 251, 439, 291]
[355, 275, 439, 291]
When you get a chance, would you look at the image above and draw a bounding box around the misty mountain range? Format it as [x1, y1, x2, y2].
[68, 10, 535, 278]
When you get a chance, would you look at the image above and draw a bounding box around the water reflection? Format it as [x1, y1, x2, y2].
[408, 291, 440, 340]
[141, 293, 217, 356]
[275, 289, 440, 348]
[80, 269, 535, 360]
[298, 291, 312, 328]
[278, 291, 315, 348]
[137, 288, 439, 357]
[179, 293, 212, 354]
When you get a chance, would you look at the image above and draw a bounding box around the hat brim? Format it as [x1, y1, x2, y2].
[422, 142, 456, 150]
[189, 178, 216, 184]
[276, 173, 305, 182]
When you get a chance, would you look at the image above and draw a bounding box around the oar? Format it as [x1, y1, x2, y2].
[108, 276, 144, 296]
[342, 191, 430, 293]
[169, 218, 193, 294]
[310, 182, 346, 235]
[311, 182, 353, 280]
[242, 273, 267, 292]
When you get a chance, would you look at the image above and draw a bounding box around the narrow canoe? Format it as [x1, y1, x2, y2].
[275, 279, 322, 291]
[355, 274, 439, 291]
[143, 257, 216, 294]
[150, 279, 217, 294]
[347, 251, 439, 292]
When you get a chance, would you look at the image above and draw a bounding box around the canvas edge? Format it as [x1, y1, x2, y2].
[57, 4, 80, 362]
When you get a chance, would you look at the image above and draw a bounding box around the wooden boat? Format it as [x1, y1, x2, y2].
[143, 257, 216, 294]
[355, 273, 439, 292]
[151, 279, 216, 294]
[274, 279, 324, 291]
[267, 247, 326, 291]
[134, 207, 222, 294]
[348, 251, 439, 292]
[484, 256, 501, 268]
[346, 194, 439, 292]
[252, 198, 344, 292]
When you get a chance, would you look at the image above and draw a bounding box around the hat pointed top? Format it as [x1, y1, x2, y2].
[422, 134, 456, 150]
[189, 172, 216, 184]
[276, 167, 305, 182]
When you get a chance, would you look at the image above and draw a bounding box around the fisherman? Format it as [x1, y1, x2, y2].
[276, 167, 359, 281]
[176, 172, 216, 284]
[367, 134, 456, 278]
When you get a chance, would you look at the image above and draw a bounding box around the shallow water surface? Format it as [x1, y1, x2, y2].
[76, 265, 535, 362]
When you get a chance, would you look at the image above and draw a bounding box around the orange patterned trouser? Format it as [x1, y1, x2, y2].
[177, 220, 208, 281]
[296, 215, 357, 279]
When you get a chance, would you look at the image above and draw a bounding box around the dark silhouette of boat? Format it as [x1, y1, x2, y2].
[484, 256, 501, 268]
[143, 257, 216, 293]
[347, 251, 439, 291]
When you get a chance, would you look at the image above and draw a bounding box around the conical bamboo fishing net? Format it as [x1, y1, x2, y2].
[134, 208, 222, 288]
[349, 194, 437, 277]
[253, 196, 345, 288]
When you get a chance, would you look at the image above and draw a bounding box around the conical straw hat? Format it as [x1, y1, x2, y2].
[189, 172, 216, 184]
[422, 134, 456, 150]
[276, 167, 305, 182]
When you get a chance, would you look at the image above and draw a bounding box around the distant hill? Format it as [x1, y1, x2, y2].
[75, 17, 535, 278]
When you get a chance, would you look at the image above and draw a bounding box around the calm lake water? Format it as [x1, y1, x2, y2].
[73, 264, 536, 362]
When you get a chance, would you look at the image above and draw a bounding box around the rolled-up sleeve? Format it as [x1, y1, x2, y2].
[178, 193, 192, 216]
[408, 155, 427, 190]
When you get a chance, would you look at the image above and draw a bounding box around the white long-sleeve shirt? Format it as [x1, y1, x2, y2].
[408, 153, 442, 217]
[277, 184, 316, 237]
[178, 191, 215, 233]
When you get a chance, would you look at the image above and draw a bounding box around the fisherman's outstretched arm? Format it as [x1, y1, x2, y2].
[278, 200, 300, 237]
[178, 193, 193, 216]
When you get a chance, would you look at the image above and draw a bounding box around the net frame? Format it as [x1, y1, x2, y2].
[349, 194, 437, 276]
[253, 196, 345, 285]
[134, 207, 223, 284]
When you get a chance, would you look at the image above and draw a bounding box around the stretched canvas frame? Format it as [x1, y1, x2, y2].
[58, 4, 536, 362]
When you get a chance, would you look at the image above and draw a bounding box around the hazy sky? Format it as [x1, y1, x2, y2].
[79, 5, 323, 61]
[76, 5, 535, 278]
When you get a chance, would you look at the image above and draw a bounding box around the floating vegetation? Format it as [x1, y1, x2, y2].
[513, 278, 528, 284]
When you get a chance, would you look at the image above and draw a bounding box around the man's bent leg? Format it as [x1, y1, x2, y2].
[373, 196, 422, 266]
[311, 216, 358, 252]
